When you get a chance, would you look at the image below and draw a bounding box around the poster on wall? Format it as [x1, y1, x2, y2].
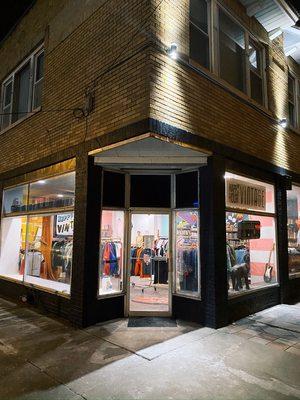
[55, 213, 74, 236]
[226, 178, 266, 212]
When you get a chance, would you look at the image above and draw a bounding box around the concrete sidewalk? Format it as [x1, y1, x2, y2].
[0, 298, 299, 400]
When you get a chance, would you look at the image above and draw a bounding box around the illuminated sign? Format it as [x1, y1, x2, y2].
[226, 178, 266, 211]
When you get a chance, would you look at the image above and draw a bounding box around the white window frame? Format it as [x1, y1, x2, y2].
[189, 0, 268, 108]
[288, 71, 296, 128]
[0, 44, 44, 132]
[189, 0, 212, 71]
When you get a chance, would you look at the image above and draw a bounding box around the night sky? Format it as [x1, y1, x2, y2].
[0, 0, 299, 43]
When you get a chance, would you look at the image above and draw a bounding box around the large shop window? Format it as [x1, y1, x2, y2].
[287, 184, 300, 278]
[0, 171, 75, 294]
[99, 210, 125, 296]
[225, 172, 277, 296]
[0, 46, 44, 131]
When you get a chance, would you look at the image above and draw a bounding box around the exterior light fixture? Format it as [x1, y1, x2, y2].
[37, 180, 46, 184]
[167, 43, 178, 59]
[285, 47, 297, 57]
[279, 118, 287, 128]
[269, 28, 282, 41]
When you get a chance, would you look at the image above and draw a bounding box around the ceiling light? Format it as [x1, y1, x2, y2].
[279, 118, 287, 128]
[57, 194, 64, 198]
[38, 180, 46, 184]
[167, 43, 178, 59]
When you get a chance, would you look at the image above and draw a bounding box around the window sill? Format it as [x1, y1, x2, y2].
[187, 58, 273, 119]
[173, 292, 201, 301]
[228, 283, 279, 299]
[289, 273, 300, 280]
[97, 291, 125, 300]
[0, 106, 42, 135]
[0, 273, 70, 299]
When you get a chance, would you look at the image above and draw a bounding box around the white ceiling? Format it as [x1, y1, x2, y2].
[93, 136, 209, 170]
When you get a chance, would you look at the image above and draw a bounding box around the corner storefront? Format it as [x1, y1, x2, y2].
[0, 131, 299, 328]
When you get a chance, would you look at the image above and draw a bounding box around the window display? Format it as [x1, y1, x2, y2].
[0, 169, 75, 294]
[28, 172, 75, 211]
[99, 210, 124, 295]
[129, 213, 169, 313]
[0, 216, 27, 281]
[287, 184, 300, 278]
[24, 213, 73, 293]
[225, 172, 277, 296]
[175, 210, 200, 296]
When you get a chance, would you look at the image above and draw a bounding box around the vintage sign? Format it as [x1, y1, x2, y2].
[55, 213, 74, 236]
[226, 178, 266, 211]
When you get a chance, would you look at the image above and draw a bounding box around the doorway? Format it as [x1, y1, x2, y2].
[128, 212, 171, 316]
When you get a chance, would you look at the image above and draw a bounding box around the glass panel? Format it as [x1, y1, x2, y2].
[33, 80, 43, 109]
[99, 210, 124, 295]
[12, 63, 30, 123]
[287, 185, 300, 278]
[24, 213, 73, 294]
[219, 9, 246, 92]
[2, 81, 13, 129]
[28, 172, 75, 211]
[288, 74, 295, 102]
[176, 171, 199, 208]
[226, 212, 277, 296]
[250, 70, 263, 105]
[35, 52, 44, 82]
[225, 172, 275, 214]
[249, 42, 261, 72]
[103, 171, 125, 208]
[129, 213, 169, 312]
[175, 210, 200, 295]
[190, 24, 210, 69]
[2, 184, 28, 215]
[0, 216, 27, 281]
[289, 102, 295, 126]
[130, 175, 171, 208]
[190, 0, 208, 33]
[4, 81, 13, 107]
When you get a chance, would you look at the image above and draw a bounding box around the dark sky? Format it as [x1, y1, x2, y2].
[0, 0, 299, 43]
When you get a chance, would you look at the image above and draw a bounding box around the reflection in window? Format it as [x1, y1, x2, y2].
[99, 210, 124, 295]
[287, 185, 300, 278]
[226, 213, 277, 295]
[175, 210, 200, 295]
[219, 9, 245, 92]
[2, 184, 28, 215]
[28, 172, 75, 211]
[190, 0, 210, 69]
[288, 73, 296, 126]
[249, 41, 263, 105]
[0, 216, 26, 281]
[24, 213, 73, 293]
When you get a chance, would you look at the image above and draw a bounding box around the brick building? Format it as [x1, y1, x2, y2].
[0, 0, 299, 328]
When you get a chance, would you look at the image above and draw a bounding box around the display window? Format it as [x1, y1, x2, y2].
[99, 210, 125, 296]
[174, 210, 200, 296]
[28, 172, 75, 211]
[287, 184, 300, 278]
[24, 213, 73, 293]
[225, 172, 277, 296]
[0, 216, 27, 281]
[2, 184, 28, 215]
[0, 169, 75, 294]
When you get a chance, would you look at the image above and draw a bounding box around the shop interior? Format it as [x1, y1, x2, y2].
[129, 213, 170, 314]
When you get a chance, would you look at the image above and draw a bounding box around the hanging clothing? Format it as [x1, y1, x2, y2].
[26, 251, 44, 277]
[101, 242, 121, 276]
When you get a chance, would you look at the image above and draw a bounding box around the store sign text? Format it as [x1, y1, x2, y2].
[226, 178, 266, 211]
[55, 213, 74, 236]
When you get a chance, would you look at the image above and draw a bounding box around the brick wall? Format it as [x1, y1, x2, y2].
[0, 0, 151, 175]
[150, 0, 300, 174]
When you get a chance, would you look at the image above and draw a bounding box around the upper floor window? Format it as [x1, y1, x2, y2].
[288, 72, 296, 127]
[190, 0, 210, 70]
[189, 3, 266, 107]
[0, 46, 44, 131]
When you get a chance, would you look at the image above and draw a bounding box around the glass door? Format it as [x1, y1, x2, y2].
[128, 212, 171, 316]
